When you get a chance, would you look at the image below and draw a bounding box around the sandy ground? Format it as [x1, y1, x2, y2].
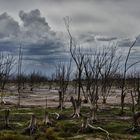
[2, 85, 134, 107]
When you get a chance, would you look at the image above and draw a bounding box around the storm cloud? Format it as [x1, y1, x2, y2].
[0, 9, 67, 74]
[0, 12, 20, 40]
[0, 0, 140, 73]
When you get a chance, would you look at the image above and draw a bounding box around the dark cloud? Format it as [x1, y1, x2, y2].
[19, 9, 50, 28]
[19, 9, 57, 44]
[0, 9, 67, 73]
[19, 10, 67, 68]
[0, 12, 20, 40]
[0, 1, 140, 73]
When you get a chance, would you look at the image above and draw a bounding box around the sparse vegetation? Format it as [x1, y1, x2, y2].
[0, 105, 139, 140]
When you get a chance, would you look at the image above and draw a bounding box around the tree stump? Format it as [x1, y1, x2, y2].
[43, 111, 52, 125]
[24, 114, 37, 135]
[70, 96, 81, 118]
[4, 109, 10, 129]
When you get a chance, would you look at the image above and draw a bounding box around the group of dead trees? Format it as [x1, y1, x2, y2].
[55, 60, 71, 110]
[0, 54, 15, 105]
[0, 46, 49, 108]
[63, 17, 140, 136]
[16, 46, 49, 107]
[63, 17, 140, 119]
[64, 17, 123, 120]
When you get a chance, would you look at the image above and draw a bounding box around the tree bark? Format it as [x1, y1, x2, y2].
[43, 111, 51, 125]
[4, 109, 10, 128]
[90, 103, 97, 121]
[120, 93, 125, 114]
[58, 91, 64, 110]
[25, 114, 37, 135]
[70, 96, 81, 118]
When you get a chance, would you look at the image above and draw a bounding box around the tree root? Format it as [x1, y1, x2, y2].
[51, 112, 60, 120]
[126, 125, 140, 133]
[79, 116, 110, 140]
[71, 112, 82, 118]
[88, 124, 110, 140]
[70, 96, 82, 118]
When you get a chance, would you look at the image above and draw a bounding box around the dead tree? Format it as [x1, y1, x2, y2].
[127, 112, 140, 132]
[133, 112, 140, 127]
[70, 96, 82, 118]
[4, 109, 10, 128]
[0, 54, 15, 105]
[120, 37, 140, 114]
[130, 90, 136, 113]
[100, 47, 121, 104]
[29, 71, 37, 92]
[132, 72, 140, 107]
[80, 116, 89, 132]
[28, 71, 44, 91]
[64, 17, 84, 117]
[136, 74, 140, 106]
[55, 60, 71, 110]
[17, 46, 23, 107]
[17, 73, 27, 90]
[123, 72, 140, 113]
[24, 114, 37, 135]
[43, 111, 52, 125]
[80, 116, 110, 140]
[83, 49, 107, 121]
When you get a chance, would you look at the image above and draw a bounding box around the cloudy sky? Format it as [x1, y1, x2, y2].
[0, 0, 140, 75]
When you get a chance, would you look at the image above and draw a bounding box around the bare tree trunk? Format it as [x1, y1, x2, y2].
[45, 96, 47, 109]
[80, 116, 89, 132]
[127, 112, 140, 132]
[120, 38, 138, 114]
[78, 72, 82, 102]
[43, 111, 51, 125]
[81, 85, 88, 103]
[133, 112, 140, 127]
[17, 45, 23, 107]
[101, 88, 106, 104]
[58, 91, 64, 110]
[4, 109, 10, 128]
[137, 90, 140, 106]
[103, 96, 107, 104]
[70, 96, 81, 118]
[121, 92, 125, 114]
[0, 90, 5, 105]
[17, 87, 21, 107]
[137, 79, 140, 107]
[130, 90, 135, 113]
[27, 114, 37, 135]
[90, 103, 97, 121]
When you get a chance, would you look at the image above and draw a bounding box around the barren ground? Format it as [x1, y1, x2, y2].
[3, 84, 133, 108]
